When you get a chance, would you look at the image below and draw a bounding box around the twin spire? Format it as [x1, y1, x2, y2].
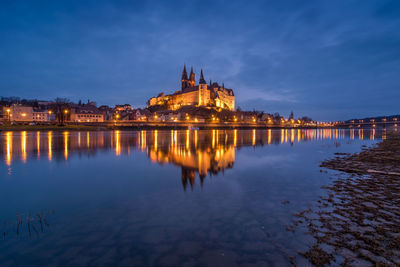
[181, 65, 204, 89]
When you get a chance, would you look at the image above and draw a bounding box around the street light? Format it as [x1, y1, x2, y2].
[64, 109, 69, 114]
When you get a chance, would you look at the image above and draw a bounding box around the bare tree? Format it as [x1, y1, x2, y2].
[49, 98, 70, 125]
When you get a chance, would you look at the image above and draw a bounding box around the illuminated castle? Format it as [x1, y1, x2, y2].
[148, 66, 235, 111]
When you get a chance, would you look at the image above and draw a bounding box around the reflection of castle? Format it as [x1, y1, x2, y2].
[147, 130, 235, 190]
[1, 129, 383, 189]
[147, 66, 235, 111]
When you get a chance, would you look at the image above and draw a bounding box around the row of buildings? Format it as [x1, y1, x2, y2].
[0, 101, 151, 124]
[0, 66, 315, 125]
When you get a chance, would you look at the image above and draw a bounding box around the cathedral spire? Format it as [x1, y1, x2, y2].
[181, 65, 188, 80]
[199, 69, 206, 84]
[189, 66, 195, 87]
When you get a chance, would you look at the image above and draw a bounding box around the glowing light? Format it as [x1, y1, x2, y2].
[234, 129, 237, 147]
[21, 131, 27, 163]
[63, 131, 69, 160]
[154, 130, 158, 151]
[115, 130, 121, 156]
[186, 130, 190, 150]
[21, 113, 26, 117]
[297, 129, 301, 142]
[212, 129, 215, 148]
[64, 109, 69, 114]
[173, 130, 177, 145]
[37, 131, 40, 157]
[6, 132, 12, 166]
[290, 129, 294, 144]
[195, 130, 198, 149]
[285, 129, 288, 143]
[141, 130, 147, 151]
[48, 131, 52, 161]
[87, 132, 90, 148]
[268, 129, 272, 145]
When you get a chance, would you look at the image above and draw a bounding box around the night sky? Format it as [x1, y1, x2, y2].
[1, 0, 399, 121]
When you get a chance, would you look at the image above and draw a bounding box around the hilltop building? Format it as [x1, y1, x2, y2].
[148, 66, 235, 111]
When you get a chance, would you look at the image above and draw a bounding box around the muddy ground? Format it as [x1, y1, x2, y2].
[290, 131, 400, 266]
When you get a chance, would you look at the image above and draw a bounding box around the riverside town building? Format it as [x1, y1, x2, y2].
[147, 66, 235, 111]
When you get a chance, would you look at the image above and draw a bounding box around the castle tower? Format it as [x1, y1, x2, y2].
[189, 66, 195, 87]
[198, 69, 209, 106]
[199, 69, 206, 84]
[181, 65, 190, 90]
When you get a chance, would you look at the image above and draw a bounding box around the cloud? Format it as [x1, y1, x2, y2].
[0, 0, 399, 121]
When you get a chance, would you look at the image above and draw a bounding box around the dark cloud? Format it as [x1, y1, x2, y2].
[0, 0, 399, 120]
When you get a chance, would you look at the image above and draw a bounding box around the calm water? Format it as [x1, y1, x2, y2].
[0, 128, 387, 266]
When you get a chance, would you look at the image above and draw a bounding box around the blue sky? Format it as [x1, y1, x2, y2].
[0, 0, 399, 121]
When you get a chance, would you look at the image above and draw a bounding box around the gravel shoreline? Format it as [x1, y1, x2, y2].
[291, 131, 400, 266]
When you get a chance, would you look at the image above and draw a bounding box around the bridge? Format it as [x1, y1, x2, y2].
[335, 118, 399, 128]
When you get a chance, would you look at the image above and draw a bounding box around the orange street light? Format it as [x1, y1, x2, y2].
[64, 109, 69, 114]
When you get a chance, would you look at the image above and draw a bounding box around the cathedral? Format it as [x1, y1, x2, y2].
[147, 66, 235, 111]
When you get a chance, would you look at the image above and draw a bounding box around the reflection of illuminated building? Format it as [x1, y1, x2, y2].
[148, 130, 236, 190]
[1, 129, 387, 187]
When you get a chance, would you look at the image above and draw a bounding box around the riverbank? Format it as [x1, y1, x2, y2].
[0, 124, 110, 131]
[291, 131, 400, 265]
[0, 123, 323, 132]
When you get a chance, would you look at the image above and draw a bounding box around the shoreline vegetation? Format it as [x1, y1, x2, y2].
[290, 131, 400, 265]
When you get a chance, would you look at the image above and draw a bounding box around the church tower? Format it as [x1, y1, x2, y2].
[181, 65, 190, 90]
[189, 66, 195, 87]
[198, 69, 209, 106]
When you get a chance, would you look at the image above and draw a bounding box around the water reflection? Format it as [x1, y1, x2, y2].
[1, 129, 385, 187]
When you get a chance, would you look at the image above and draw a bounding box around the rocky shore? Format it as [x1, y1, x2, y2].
[291, 131, 400, 265]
